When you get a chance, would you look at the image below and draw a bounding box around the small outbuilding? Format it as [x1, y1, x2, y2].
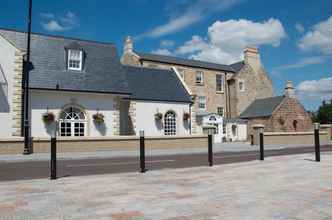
[223, 118, 247, 142]
[240, 81, 313, 137]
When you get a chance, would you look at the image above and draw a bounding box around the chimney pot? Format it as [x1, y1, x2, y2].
[285, 80, 295, 98]
[124, 36, 133, 54]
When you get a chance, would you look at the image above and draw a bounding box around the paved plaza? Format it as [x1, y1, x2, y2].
[1, 153, 332, 220]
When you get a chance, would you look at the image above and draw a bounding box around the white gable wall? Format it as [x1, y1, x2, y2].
[0, 35, 18, 138]
[30, 90, 117, 138]
[135, 100, 191, 136]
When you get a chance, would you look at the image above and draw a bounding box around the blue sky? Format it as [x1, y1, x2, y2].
[1, 0, 331, 111]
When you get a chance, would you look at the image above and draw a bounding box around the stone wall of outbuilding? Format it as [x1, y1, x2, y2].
[270, 97, 313, 132]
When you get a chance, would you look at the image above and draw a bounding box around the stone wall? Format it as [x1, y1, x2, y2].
[121, 52, 141, 66]
[231, 64, 273, 117]
[270, 97, 313, 132]
[262, 131, 329, 145]
[247, 117, 271, 139]
[0, 135, 208, 154]
[247, 97, 313, 139]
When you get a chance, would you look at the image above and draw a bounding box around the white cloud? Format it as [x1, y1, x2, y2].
[295, 22, 305, 33]
[296, 77, 332, 101]
[176, 18, 287, 64]
[40, 12, 55, 19]
[160, 40, 175, 47]
[274, 56, 326, 70]
[151, 48, 172, 56]
[138, 0, 242, 39]
[40, 11, 78, 32]
[298, 16, 332, 54]
[41, 20, 71, 32]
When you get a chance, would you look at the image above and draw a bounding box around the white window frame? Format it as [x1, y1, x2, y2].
[196, 71, 204, 85]
[68, 49, 83, 71]
[217, 107, 224, 117]
[164, 111, 176, 136]
[198, 96, 206, 110]
[59, 106, 87, 137]
[239, 80, 245, 92]
[216, 74, 224, 92]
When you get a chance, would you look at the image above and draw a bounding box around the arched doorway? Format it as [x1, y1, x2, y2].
[59, 106, 87, 137]
[164, 111, 176, 135]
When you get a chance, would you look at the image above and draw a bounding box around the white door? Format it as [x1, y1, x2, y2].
[213, 123, 223, 143]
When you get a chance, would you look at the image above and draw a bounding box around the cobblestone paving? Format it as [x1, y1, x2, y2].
[1, 153, 332, 220]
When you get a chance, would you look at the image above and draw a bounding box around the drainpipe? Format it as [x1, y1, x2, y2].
[224, 72, 229, 118]
[189, 103, 192, 134]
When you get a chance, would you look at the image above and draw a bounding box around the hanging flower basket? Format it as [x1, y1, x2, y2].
[183, 112, 190, 121]
[93, 113, 105, 123]
[42, 112, 55, 124]
[154, 112, 163, 121]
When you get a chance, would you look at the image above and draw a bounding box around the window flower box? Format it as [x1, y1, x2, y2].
[154, 112, 163, 121]
[42, 112, 55, 124]
[93, 112, 105, 123]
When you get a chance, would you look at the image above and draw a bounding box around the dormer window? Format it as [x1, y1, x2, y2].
[68, 49, 83, 71]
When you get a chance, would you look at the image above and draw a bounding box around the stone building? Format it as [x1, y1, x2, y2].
[240, 81, 313, 137]
[0, 28, 192, 138]
[121, 36, 274, 139]
[229, 47, 274, 117]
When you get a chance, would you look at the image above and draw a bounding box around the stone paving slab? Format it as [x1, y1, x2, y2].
[1, 153, 332, 220]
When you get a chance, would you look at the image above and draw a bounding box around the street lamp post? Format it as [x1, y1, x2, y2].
[23, 0, 33, 155]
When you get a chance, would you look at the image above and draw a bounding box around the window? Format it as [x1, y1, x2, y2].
[164, 111, 176, 135]
[293, 120, 298, 131]
[216, 74, 224, 92]
[196, 71, 204, 85]
[217, 107, 224, 116]
[198, 96, 206, 110]
[59, 106, 87, 137]
[68, 49, 83, 71]
[177, 68, 185, 80]
[239, 80, 245, 92]
[0, 64, 8, 98]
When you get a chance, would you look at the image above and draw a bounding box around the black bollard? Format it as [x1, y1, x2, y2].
[139, 131, 146, 173]
[50, 136, 57, 180]
[208, 134, 213, 166]
[259, 132, 264, 161]
[314, 123, 320, 162]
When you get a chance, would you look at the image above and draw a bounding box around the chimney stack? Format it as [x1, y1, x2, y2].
[124, 36, 133, 54]
[244, 46, 261, 73]
[285, 80, 295, 98]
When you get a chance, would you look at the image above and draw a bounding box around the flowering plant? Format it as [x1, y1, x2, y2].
[93, 112, 105, 123]
[183, 112, 190, 121]
[154, 112, 163, 121]
[42, 112, 55, 123]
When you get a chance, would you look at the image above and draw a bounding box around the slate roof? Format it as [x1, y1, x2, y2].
[239, 96, 285, 119]
[0, 28, 130, 95]
[137, 52, 235, 73]
[124, 66, 192, 103]
[230, 61, 245, 72]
